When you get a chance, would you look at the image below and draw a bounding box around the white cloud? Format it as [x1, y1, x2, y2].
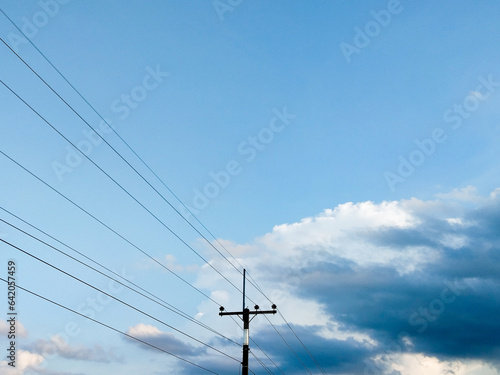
[0, 350, 44, 375]
[258, 199, 441, 273]
[127, 323, 163, 337]
[194, 198, 438, 344]
[375, 353, 500, 375]
[265, 200, 417, 248]
[191, 186, 500, 373]
[0, 320, 28, 337]
[435, 185, 484, 203]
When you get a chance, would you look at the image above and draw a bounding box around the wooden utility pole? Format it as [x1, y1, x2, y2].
[219, 269, 276, 375]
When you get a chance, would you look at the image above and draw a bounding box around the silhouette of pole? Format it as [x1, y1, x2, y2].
[219, 269, 277, 375]
[242, 307, 250, 373]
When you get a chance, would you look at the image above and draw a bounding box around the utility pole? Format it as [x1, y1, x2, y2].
[219, 269, 276, 375]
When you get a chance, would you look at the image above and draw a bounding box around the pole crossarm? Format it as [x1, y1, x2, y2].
[252, 310, 277, 315]
[217, 269, 277, 375]
[219, 309, 276, 317]
[219, 311, 243, 316]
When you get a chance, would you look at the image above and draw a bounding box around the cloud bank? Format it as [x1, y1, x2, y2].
[192, 186, 500, 374]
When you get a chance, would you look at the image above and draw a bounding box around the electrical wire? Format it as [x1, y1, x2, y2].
[251, 337, 286, 375]
[0, 36, 246, 292]
[0, 150, 277, 373]
[0, 73, 321, 375]
[0, 167, 283, 373]
[224, 309, 287, 374]
[0, 76, 244, 297]
[1, 14, 313, 371]
[263, 315, 313, 375]
[0, 10, 326, 372]
[243, 270, 327, 375]
[0, 210, 241, 347]
[0, 277, 221, 374]
[0, 14, 272, 304]
[277, 310, 327, 375]
[1, 237, 240, 363]
[0, 148, 218, 306]
[240, 269, 328, 375]
[250, 350, 274, 375]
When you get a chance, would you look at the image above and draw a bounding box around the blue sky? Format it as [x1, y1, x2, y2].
[1, 1, 500, 374]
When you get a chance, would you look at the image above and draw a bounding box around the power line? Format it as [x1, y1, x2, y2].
[0, 222, 281, 375]
[226, 315, 285, 375]
[0, 157, 283, 374]
[0, 73, 322, 375]
[0, 77, 244, 297]
[250, 337, 286, 375]
[234, 268, 322, 374]
[0, 35, 246, 290]
[277, 310, 327, 375]
[1, 237, 240, 363]
[0, 210, 241, 347]
[1, 149, 283, 372]
[0, 10, 325, 371]
[243, 271, 327, 375]
[1, 15, 306, 367]
[0, 15, 271, 303]
[250, 350, 274, 375]
[219, 270, 277, 375]
[0, 108, 320, 373]
[263, 314, 314, 375]
[0, 148, 218, 305]
[0, 277, 221, 374]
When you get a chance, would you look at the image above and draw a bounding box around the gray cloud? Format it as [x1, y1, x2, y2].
[294, 193, 500, 372]
[29, 335, 120, 363]
[193, 187, 500, 374]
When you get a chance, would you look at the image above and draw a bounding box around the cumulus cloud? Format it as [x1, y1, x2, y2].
[190, 187, 500, 374]
[0, 319, 28, 337]
[0, 350, 44, 375]
[0, 324, 90, 375]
